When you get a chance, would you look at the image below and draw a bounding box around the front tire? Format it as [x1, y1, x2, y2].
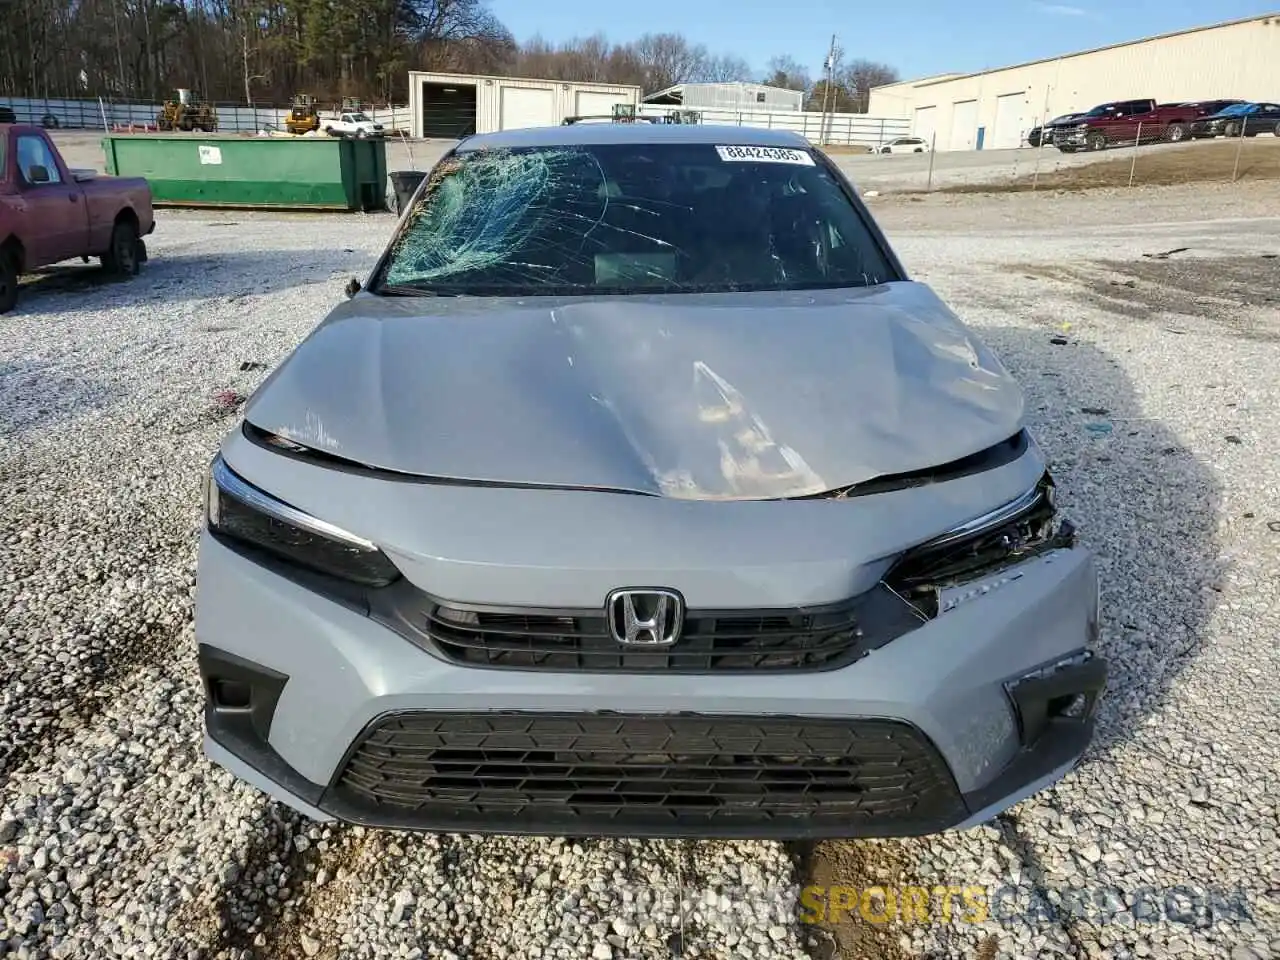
[101, 219, 141, 277]
[1224, 121, 1240, 138]
[0, 248, 18, 315]
[1086, 132, 1107, 152]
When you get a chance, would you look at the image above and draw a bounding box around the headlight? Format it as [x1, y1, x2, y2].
[205, 455, 400, 587]
[884, 473, 1073, 617]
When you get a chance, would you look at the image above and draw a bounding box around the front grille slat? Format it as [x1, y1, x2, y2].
[416, 593, 900, 673]
[331, 712, 965, 835]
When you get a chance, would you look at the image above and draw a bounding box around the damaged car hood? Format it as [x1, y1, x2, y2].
[244, 283, 1024, 500]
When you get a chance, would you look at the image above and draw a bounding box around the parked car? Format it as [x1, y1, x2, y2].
[878, 136, 930, 154]
[1191, 102, 1280, 139]
[1175, 99, 1243, 137]
[0, 124, 154, 314]
[323, 111, 385, 138]
[1055, 98, 1206, 152]
[1027, 112, 1084, 147]
[197, 123, 1106, 840]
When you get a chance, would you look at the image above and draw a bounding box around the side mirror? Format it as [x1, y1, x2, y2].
[27, 164, 50, 184]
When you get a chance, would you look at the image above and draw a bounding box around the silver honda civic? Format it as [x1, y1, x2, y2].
[196, 123, 1106, 838]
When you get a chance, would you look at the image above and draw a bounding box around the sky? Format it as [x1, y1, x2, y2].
[485, 0, 1277, 83]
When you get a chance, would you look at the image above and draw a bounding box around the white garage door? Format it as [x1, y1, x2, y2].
[992, 93, 1025, 149]
[499, 86, 555, 130]
[949, 100, 978, 151]
[576, 91, 625, 117]
[913, 106, 937, 146]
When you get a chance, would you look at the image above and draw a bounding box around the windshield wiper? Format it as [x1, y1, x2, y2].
[376, 283, 462, 298]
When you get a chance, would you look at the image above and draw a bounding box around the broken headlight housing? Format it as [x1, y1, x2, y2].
[205, 455, 400, 587]
[885, 473, 1073, 618]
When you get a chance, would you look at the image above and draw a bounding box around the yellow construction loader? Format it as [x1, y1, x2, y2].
[285, 94, 320, 135]
[157, 89, 218, 132]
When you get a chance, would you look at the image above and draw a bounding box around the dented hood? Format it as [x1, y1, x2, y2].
[244, 283, 1024, 500]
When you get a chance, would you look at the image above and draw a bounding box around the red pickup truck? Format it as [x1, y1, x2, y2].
[1053, 99, 1215, 152]
[0, 124, 154, 314]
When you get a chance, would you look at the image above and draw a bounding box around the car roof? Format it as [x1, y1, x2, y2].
[456, 123, 811, 152]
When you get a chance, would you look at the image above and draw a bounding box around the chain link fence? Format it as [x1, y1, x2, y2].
[0, 96, 412, 134]
[834, 123, 1280, 196]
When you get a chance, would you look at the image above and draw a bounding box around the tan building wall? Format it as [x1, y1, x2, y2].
[867, 13, 1280, 151]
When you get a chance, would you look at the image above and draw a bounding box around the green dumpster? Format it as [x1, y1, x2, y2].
[101, 134, 388, 212]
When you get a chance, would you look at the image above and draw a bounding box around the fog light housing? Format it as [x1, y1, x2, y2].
[1005, 652, 1107, 746]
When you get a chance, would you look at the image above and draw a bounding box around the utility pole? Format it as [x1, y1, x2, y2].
[820, 34, 840, 145]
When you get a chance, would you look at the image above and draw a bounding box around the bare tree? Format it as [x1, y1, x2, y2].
[2, 5, 871, 111]
[630, 32, 709, 92]
[701, 53, 752, 83]
[838, 58, 899, 112]
[763, 54, 810, 92]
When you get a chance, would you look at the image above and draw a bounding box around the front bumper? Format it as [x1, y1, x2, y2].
[196, 531, 1107, 839]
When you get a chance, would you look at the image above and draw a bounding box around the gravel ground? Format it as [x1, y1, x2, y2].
[2, 187, 1278, 960]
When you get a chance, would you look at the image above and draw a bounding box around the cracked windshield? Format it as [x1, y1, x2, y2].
[381, 143, 893, 294]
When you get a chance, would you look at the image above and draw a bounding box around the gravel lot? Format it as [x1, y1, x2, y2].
[2, 184, 1279, 960]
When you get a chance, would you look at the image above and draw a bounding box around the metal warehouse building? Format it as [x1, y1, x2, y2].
[407, 72, 642, 138]
[643, 82, 805, 112]
[867, 12, 1280, 151]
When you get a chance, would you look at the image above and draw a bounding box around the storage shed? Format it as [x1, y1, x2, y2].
[407, 72, 643, 138]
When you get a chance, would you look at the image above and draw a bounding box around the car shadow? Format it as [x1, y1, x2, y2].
[981, 327, 1222, 758]
[10, 247, 373, 318]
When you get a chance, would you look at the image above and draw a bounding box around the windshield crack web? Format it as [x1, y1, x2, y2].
[380, 143, 895, 295]
[386, 148, 682, 291]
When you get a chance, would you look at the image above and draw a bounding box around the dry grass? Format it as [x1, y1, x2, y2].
[939, 138, 1280, 193]
[818, 143, 874, 155]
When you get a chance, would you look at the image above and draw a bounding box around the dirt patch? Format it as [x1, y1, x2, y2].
[792, 839, 912, 959]
[1016, 254, 1280, 341]
[935, 139, 1280, 193]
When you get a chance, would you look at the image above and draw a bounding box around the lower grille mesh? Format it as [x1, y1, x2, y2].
[332, 712, 964, 835]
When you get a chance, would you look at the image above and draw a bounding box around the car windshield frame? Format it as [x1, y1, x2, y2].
[367, 140, 904, 299]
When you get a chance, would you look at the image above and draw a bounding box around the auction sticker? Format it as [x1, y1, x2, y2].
[715, 145, 814, 165]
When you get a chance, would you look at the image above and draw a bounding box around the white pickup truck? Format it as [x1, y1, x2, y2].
[322, 111, 385, 138]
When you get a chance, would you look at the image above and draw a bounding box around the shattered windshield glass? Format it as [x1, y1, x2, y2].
[376, 143, 896, 296]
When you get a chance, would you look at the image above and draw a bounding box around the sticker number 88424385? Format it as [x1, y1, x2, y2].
[714, 145, 815, 165]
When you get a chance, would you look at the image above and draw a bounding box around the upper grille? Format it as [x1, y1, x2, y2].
[331, 712, 965, 837]
[411, 585, 919, 673]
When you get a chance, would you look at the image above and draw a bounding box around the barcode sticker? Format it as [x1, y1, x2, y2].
[714, 145, 815, 165]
